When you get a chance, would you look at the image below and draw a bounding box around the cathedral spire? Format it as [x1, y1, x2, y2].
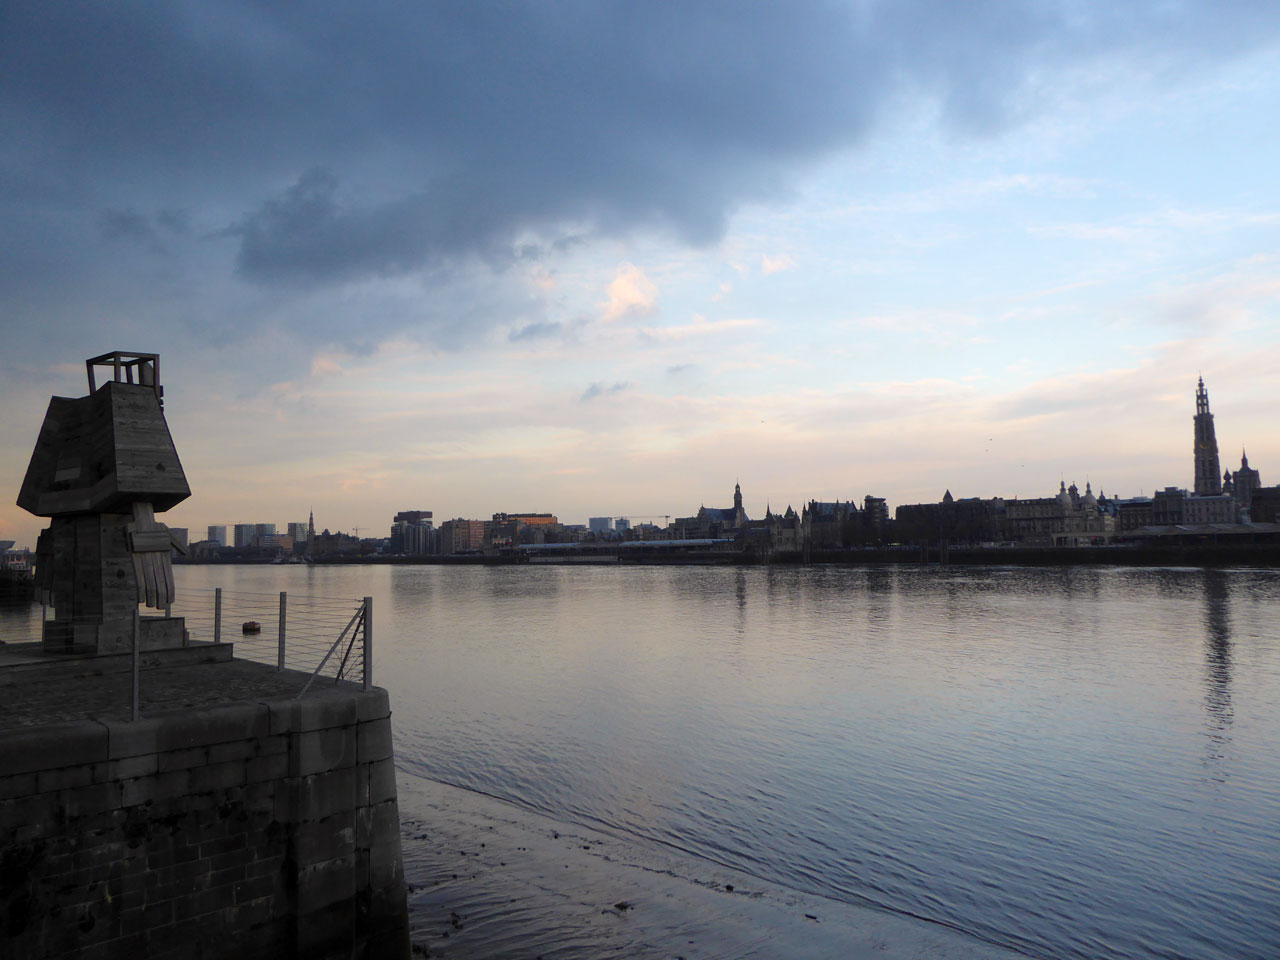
[1193, 378, 1222, 495]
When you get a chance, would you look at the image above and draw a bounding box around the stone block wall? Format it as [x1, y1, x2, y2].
[0, 688, 408, 959]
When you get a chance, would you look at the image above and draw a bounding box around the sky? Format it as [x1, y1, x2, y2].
[3, 1, 1280, 547]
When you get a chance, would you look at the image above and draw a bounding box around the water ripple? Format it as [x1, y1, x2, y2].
[177, 563, 1280, 960]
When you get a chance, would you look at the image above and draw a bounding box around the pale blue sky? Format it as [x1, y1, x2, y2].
[2, 3, 1278, 545]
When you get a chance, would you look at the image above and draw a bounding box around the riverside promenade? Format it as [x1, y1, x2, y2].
[0, 640, 410, 959]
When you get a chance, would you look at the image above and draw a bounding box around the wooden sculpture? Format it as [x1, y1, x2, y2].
[18, 352, 190, 653]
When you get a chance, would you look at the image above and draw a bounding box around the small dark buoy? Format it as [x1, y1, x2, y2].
[614, 901, 631, 911]
[724, 884, 734, 892]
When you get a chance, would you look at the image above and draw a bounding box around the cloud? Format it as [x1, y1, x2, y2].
[641, 314, 762, 342]
[5, 1, 1277, 309]
[761, 253, 795, 275]
[848, 308, 984, 338]
[603, 263, 658, 323]
[310, 355, 343, 377]
[509, 321, 565, 342]
[98, 209, 155, 244]
[580, 380, 630, 402]
[1140, 255, 1280, 333]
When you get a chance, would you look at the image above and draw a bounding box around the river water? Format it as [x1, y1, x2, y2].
[8, 563, 1280, 958]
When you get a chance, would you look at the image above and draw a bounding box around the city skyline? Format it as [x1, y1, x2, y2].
[3, 4, 1280, 546]
[3, 370, 1269, 548]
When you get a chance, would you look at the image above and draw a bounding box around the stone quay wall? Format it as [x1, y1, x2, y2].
[0, 688, 409, 959]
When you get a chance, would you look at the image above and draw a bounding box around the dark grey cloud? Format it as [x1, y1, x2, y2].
[2, 0, 1279, 354]
[581, 381, 630, 403]
[98, 209, 154, 244]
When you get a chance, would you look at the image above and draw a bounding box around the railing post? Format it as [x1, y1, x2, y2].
[363, 596, 373, 690]
[213, 587, 222, 644]
[132, 607, 141, 722]
[278, 591, 287, 670]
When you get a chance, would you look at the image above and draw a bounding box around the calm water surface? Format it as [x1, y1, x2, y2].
[11, 563, 1279, 959]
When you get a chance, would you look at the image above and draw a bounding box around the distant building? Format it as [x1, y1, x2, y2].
[1223, 450, 1262, 513]
[1182, 495, 1238, 524]
[1193, 377, 1222, 496]
[613, 517, 631, 533]
[287, 521, 310, 543]
[256, 533, 293, 551]
[439, 519, 486, 555]
[894, 492, 1002, 544]
[803, 499, 859, 550]
[1004, 481, 1113, 545]
[4, 545, 33, 571]
[1249, 486, 1280, 523]
[394, 510, 433, 526]
[1151, 487, 1185, 525]
[307, 530, 360, 557]
[487, 513, 562, 546]
[1113, 497, 1153, 532]
[233, 522, 276, 548]
[207, 524, 227, 547]
[186, 539, 221, 560]
[492, 513, 558, 527]
[740, 505, 802, 556]
[389, 510, 434, 555]
[670, 482, 749, 539]
[588, 517, 613, 534]
[862, 495, 889, 530]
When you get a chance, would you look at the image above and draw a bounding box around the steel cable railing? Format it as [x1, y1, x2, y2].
[169, 587, 371, 694]
[4, 588, 372, 720]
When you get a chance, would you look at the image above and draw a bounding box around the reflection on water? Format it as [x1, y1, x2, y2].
[36, 563, 1280, 960]
[1201, 570, 1234, 771]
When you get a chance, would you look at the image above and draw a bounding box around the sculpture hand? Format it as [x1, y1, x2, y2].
[127, 502, 179, 609]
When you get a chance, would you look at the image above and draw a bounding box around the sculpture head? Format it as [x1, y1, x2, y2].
[18, 352, 190, 517]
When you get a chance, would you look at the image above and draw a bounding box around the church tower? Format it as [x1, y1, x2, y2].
[734, 481, 742, 512]
[1193, 377, 1222, 496]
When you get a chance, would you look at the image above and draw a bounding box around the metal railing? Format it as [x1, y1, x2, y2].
[2, 588, 373, 720]
[170, 587, 373, 695]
